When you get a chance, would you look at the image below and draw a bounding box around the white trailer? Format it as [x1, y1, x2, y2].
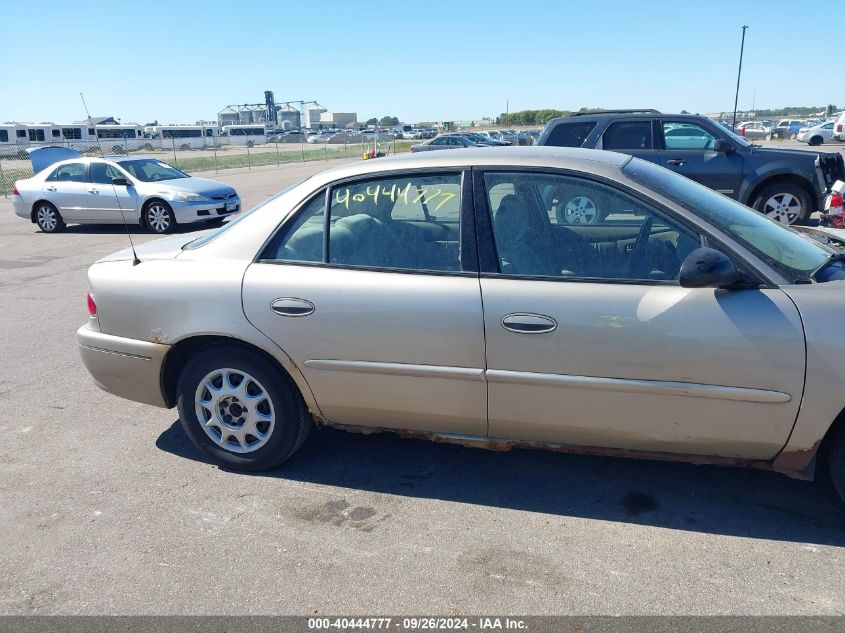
[146, 125, 220, 150]
[220, 124, 267, 146]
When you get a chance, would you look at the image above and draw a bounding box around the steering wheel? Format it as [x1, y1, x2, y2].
[627, 216, 654, 279]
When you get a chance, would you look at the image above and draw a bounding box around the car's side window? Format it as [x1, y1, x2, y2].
[602, 121, 653, 150]
[46, 162, 86, 183]
[543, 121, 597, 148]
[263, 193, 327, 263]
[484, 171, 701, 282]
[88, 163, 122, 185]
[328, 173, 463, 272]
[662, 122, 717, 150]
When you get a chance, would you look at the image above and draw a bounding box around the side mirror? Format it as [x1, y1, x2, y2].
[713, 139, 734, 153]
[111, 176, 131, 187]
[679, 247, 742, 288]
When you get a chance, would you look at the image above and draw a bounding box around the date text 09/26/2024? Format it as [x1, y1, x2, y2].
[308, 618, 528, 630]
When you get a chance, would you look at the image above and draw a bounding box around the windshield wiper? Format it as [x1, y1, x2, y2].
[812, 252, 845, 279]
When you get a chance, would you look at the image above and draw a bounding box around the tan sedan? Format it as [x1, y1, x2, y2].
[77, 147, 845, 505]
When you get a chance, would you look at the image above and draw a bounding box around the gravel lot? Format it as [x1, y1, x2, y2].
[0, 157, 843, 616]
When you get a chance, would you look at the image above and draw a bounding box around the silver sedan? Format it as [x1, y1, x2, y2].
[12, 149, 240, 234]
[76, 147, 845, 507]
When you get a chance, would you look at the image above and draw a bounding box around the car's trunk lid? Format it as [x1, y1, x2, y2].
[96, 229, 214, 263]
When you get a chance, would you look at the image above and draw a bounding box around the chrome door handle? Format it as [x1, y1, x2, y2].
[88, 188, 99, 194]
[270, 297, 315, 317]
[46, 186, 57, 191]
[501, 313, 557, 334]
[666, 159, 685, 166]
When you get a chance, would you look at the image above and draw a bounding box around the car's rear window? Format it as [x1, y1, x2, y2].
[543, 121, 596, 148]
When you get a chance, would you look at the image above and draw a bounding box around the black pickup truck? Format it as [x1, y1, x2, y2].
[537, 110, 845, 225]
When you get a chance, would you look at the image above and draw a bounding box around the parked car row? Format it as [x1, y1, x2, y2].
[726, 113, 845, 146]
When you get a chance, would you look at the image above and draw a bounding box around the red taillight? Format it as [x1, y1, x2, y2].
[837, 124, 843, 133]
[86, 292, 97, 317]
[831, 193, 845, 209]
[12, 186, 19, 196]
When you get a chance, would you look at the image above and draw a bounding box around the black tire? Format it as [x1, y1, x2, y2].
[752, 182, 812, 225]
[828, 424, 845, 506]
[176, 345, 311, 471]
[809, 136, 823, 146]
[143, 200, 176, 234]
[33, 201, 65, 233]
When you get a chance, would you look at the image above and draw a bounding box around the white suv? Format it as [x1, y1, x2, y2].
[833, 112, 845, 142]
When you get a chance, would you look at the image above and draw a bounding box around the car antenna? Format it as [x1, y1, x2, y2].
[80, 92, 140, 266]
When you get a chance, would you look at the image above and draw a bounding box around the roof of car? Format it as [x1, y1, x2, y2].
[547, 112, 706, 126]
[304, 146, 630, 188]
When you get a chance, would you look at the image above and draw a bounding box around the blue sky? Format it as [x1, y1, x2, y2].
[1, 0, 838, 124]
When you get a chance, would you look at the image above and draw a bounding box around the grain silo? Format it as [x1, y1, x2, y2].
[218, 107, 239, 128]
[276, 105, 301, 130]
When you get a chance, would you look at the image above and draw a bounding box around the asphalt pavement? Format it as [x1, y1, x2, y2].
[0, 157, 843, 616]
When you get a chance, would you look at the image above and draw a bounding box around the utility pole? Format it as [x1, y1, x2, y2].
[732, 25, 749, 131]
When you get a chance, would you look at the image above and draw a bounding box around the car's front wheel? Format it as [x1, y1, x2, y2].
[753, 183, 811, 225]
[144, 200, 176, 234]
[34, 202, 65, 233]
[176, 345, 311, 471]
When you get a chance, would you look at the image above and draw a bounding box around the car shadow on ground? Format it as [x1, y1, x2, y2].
[57, 223, 213, 236]
[156, 421, 845, 546]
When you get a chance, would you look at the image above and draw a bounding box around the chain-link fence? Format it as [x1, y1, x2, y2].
[0, 135, 417, 196]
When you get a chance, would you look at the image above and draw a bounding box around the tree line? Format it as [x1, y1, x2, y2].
[496, 108, 619, 126]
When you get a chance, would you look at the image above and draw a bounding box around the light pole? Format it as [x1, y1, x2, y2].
[732, 25, 749, 131]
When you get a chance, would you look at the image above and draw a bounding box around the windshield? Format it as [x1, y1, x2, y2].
[714, 122, 751, 146]
[118, 159, 189, 182]
[623, 158, 833, 282]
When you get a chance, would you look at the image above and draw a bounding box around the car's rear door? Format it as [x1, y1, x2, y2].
[657, 119, 744, 199]
[597, 119, 663, 165]
[43, 162, 88, 221]
[474, 167, 805, 460]
[242, 169, 487, 436]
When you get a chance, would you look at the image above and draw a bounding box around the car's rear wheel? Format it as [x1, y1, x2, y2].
[827, 424, 845, 505]
[809, 136, 823, 146]
[753, 183, 811, 225]
[144, 200, 176, 234]
[176, 345, 311, 471]
[34, 202, 65, 233]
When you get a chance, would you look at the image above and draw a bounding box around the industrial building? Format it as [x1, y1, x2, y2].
[319, 112, 358, 128]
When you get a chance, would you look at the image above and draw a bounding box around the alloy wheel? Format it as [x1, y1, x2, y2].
[763, 192, 801, 224]
[194, 368, 275, 453]
[146, 204, 171, 232]
[564, 196, 599, 224]
[36, 205, 58, 231]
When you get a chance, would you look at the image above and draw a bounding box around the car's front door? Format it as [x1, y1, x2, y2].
[242, 169, 487, 435]
[476, 169, 805, 460]
[83, 161, 137, 222]
[658, 120, 745, 199]
[43, 162, 88, 221]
